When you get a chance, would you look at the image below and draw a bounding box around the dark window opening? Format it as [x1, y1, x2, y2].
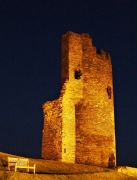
[107, 86, 111, 99]
[64, 148, 66, 153]
[75, 69, 82, 79]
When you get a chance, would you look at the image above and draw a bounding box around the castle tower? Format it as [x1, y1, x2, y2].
[42, 31, 116, 167]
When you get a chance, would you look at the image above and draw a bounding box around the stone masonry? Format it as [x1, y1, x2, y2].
[42, 31, 116, 167]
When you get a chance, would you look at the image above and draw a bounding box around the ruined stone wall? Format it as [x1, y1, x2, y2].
[75, 33, 116, 167]
[42, 99, 62, 160]
[42, 31, 116, 167]
[61, 32, 83, 163]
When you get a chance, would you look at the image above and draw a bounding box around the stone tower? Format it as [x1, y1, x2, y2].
[42, 31, 116, 167]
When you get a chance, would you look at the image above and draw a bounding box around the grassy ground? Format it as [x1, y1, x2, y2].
[0, 152, 136, 180]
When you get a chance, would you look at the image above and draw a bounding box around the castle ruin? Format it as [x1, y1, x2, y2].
[42, 31, 116, 167]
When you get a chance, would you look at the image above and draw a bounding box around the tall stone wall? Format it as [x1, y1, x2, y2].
[75, 35, 115, 167]
[42, 31, 116, 167]
[61, 79, 83, 163]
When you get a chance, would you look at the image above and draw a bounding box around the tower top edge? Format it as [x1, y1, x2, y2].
[62, 31, 111, 60]
[62, 31, 91, 38]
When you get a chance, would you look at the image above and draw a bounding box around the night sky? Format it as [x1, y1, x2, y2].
[1, 0, 137, 167]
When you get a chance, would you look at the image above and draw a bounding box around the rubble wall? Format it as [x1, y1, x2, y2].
[42, 99, 62, 161]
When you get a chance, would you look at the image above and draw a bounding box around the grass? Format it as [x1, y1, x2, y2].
[0, 152, 136, 180]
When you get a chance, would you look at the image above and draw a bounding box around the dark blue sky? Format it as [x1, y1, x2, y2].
[1, 0, 137, 167]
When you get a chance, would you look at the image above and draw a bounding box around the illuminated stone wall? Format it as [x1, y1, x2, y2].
[42, 99, 62, 160]
[42, 31, 116, 167]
